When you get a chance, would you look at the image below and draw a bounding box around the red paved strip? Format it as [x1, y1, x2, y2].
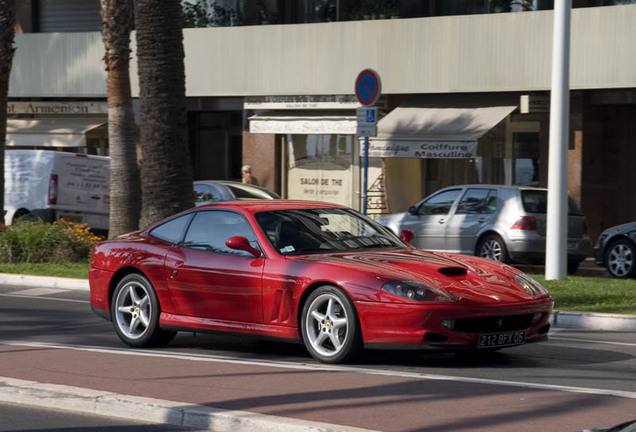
[0, 344, 633, 432]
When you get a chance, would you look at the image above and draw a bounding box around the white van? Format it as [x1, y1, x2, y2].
[4, 150, 110, 232]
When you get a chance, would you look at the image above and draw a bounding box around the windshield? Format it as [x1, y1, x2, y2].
[255, 208, 405, 255]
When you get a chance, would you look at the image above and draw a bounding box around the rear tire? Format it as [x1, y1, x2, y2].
[111, 273, 176, 347]
[605, 239, 636, 279]
[476, 234, 510, 264]
[567, 259, 582, 275]
[12, 209, 33, 224]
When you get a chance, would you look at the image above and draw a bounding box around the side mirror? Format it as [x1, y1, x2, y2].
[400, 229, 415, 245]
[407, 206, 417, 215]
[226, 236, 261, 258]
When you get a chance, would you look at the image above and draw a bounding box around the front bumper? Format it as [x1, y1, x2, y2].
[356, 299, 553, 349]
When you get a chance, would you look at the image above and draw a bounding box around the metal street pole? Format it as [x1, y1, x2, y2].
[363, 135, 369, 215]
[545, 0, 571, 280]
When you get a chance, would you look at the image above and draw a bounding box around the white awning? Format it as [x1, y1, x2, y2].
[249, 111, 356, 135]
[6, 118, 107, 147]
[368, 106, 516, 158]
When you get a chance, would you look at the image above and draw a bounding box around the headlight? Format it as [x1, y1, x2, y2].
[513, 274, 549, 297]
[382, 281, 454, 302]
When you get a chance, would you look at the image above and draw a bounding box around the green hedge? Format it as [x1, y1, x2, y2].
[0, 220, 103, 263]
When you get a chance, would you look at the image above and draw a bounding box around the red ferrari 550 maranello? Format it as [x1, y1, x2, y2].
[89, 200, 553, 363]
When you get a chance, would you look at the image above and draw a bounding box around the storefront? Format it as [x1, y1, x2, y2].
[246, 95, 381, 211]
[6, 101, 108, 154]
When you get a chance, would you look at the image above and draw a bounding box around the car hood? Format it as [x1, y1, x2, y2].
[294, 249, 545, 305]
[600, 221, 636, 236]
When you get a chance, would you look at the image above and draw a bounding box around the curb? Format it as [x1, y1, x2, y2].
[0, 377, 376, 432]
[0, 273, 89, 291]
[551, 310, 636, 332]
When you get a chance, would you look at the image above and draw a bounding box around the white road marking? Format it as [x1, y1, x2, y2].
[1, 339, 635, 400]
[9, 288, 68, 296]
[0, 293, 87, 304]
[550, 336, 636, 348]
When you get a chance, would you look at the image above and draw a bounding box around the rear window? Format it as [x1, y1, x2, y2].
[224, 184, 280, 200]
[521, 190, 583, 216]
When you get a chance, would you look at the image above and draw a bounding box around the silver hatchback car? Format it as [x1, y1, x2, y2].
[376, 185, 591, 273]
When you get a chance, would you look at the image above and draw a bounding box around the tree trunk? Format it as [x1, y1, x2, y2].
[134, 0, 194, 228]
[0, 0, 17, 223]
[101, 0, 141, 237]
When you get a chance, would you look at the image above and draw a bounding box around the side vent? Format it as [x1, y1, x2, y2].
[438, 267, 467, 277]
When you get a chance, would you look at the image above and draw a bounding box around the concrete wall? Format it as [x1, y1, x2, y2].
[10, 5, 636, 98]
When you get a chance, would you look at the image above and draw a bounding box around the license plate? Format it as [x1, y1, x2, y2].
[477, 331, 526, 349]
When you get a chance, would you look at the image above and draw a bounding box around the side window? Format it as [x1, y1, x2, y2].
[183, 210, 258, 257]
[194, 184, 222, 204]
[456, 188, 498, 215]
[416, 189, 461, 215]
[150, 214, 192, 244]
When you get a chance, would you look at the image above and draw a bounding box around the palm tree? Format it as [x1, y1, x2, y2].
[134, 0, 194, 227]
[0, 0, 16, 220]
[101, 0, 141, 237]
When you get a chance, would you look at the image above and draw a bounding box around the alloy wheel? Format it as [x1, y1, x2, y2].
[114, 280, 152, 340]
[304, 293, 350, 359]
[480, 239, 503, 261]
[607, 241, 635, 278]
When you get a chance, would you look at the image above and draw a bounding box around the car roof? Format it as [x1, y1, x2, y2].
[195, 200, 346, 214]
[440, 184, 547, 192]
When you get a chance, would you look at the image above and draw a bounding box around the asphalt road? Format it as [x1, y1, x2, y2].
[0, 283, 634, 432]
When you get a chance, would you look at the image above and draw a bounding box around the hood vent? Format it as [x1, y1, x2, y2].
[438, 267, 467, 277]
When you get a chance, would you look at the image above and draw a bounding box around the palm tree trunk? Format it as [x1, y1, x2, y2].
[134, 0, 194, 228]
[0, 0, 17, 221]
[101, 0, 141, 237]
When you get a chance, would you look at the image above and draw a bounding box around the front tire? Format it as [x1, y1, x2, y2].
[111, 273, 176, 347]
[301, 286, 362, 364]
[477, 234, 510, 263]
[605, 239, 636, 279]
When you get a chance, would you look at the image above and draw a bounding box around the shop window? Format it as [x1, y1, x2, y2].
[512, 132, 540, 185]
[285, 134, 355, 207]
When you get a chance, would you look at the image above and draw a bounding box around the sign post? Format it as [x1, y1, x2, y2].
[354, 69, 381, 215]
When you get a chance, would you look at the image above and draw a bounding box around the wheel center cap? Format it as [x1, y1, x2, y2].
[134, 307, 140, 314]
[325, 321, 332, 330]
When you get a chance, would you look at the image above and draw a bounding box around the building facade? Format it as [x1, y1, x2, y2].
[9, 1, 636, 242]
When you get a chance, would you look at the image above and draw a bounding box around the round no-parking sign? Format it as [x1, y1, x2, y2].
[355, 69, 381, 106]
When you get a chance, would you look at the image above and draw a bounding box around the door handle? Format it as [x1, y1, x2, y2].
[438, 218, 446, 224]
[170, 269, 178, 279]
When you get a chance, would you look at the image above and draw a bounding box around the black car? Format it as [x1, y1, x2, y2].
[593, 222, 636, 278]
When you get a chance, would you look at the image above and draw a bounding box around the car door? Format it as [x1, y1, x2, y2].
[400, 188, 462, 251]
[164, 210, 265, 323]
[444, 187, 499, 254]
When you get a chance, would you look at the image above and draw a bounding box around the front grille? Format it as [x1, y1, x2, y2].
[453, 314, 535, 333]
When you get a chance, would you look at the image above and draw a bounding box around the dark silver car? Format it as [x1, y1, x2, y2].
[376, 185, 591, 273]
[193, 180, 280, 206]
[593, 222, 636, 278]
